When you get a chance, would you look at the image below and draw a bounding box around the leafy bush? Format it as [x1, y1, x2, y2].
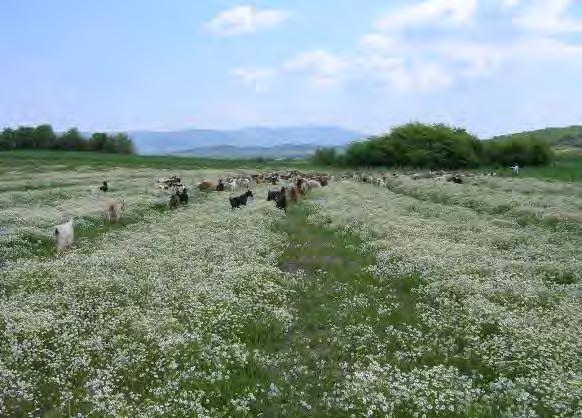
[315, 122, 553, 168]
[313, 147, 340, 165]
[482, 134, 553, 166]
[343, 123, 482, 169]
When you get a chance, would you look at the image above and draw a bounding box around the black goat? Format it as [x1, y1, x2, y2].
[452, 175, 463, 184]
[216, 180, 225, 191]
[99, 181, 108, 192]
[229, 190, 253, 209]
[169, 193, 180, 209]
[178, 188, 189, 204]
[275, 188, 287, 212]
[267, 189, 282, 201]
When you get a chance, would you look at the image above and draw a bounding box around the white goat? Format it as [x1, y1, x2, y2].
[306, 180, 322, 190]
[227, 180, 237, 192]
[240, 178, 250, 189]
[54, 219, 74, 254]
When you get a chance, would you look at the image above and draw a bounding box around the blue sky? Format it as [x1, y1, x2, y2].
[1, 0, 582, 137]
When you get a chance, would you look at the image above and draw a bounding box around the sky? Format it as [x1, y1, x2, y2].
[1, 0, 582, 137]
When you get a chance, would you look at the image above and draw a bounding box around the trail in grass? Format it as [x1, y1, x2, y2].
[258, 203, 422, 416]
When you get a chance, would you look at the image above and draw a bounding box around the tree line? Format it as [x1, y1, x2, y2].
[0, 125, 135, 154]
[313, 122, 553, 169]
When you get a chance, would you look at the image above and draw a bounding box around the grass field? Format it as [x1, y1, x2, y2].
[0, 152, 581, 416]
[519, 148, 582, 182]
[0, 150, 321, 173]
[2, 148, 582, 181]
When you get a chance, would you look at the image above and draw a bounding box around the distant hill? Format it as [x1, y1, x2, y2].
[177, 143, 337, 159]
[491, 126, 582, 148]
[130, 126, 364, 155]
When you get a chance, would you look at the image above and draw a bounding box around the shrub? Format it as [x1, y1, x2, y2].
[323, 122, 553, 169]
[313, 147, 339, 165]
[482, 135, 553, 166]
[343, 123, 482, 169]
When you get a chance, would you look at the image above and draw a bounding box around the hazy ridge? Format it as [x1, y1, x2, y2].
[130, 126, 365, 156]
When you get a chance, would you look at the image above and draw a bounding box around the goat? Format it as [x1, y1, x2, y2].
[275, 187, 287, 212]
[216, 180, 225, 191]
[306, 180, 322, 190]
[198, 181, 217, 191]
[267, 189, 281, 202]
[290, 185, 300, 203]
[169, 193, 180, 209]
[296, 178, 307, 195]
[227, 180, 238, 192]
[452, 175, 463, 184]
[54, 219, 74, 254]
[240, 178, 250, 189]
[99, 181, 108, 192]
[105, 201, 125, 222]
[178, 188, 189, 205]
[229, 190, 253, 209]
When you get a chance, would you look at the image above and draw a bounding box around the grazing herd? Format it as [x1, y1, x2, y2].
[352, 170, 498, 187]
[52, 171, 331, 255]
[197, 171, 332, 213]
[54, 181, 127, 254]
[51, 168, 490, 255]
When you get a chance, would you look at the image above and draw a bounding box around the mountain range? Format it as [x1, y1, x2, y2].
[130, 126, 365, 157]
[128, 124, 582, 158]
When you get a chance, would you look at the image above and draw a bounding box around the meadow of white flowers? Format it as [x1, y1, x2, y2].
[0, 167, 295, 416]
[310, 179, 582, 417]
[0, 166, 581, 417]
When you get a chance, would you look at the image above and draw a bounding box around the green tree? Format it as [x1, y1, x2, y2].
[56, 128, 87, 150]
[110, 133, 135, 154]
[483, 135, 553, 166]
[34, 124, 57, 149]
[344, 123, 482, 169]
[312, 147, 338, 165]
[89, 132, 109, 151]
[0, 128, 15, 150]
[13, 126, 36, 149]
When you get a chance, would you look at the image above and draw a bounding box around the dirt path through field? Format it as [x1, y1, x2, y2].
[257, 203, 421, 416]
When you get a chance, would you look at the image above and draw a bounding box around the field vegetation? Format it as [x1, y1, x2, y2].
[0, 151, 581, 416]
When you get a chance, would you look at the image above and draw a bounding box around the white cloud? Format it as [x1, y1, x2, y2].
[206, 5, 291, 36]
[511, 36, 582, 59]
[284, 50, 350, 87]
[393, 63, 455, 91]
[434, 41, 507, 77]
[358, 55, 454, 92]
[242, 0, 582, 94]
[282, 45, 459, 92]
[501, 0, 522, 9]
[377, 0, 479, 31]
[359, 33, 398, 52]
[513, 0, 582, 32]
[231, 67, 274, 83]
[231, 67, 275, 91]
